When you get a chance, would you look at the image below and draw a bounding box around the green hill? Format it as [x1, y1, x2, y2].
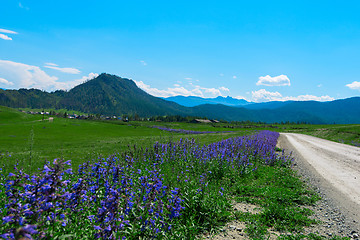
[59, 73, 189, 116]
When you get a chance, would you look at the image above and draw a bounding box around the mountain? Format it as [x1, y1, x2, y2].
[191, 97, 360, 124]
[58, 73, 189, 116]
[271, 98, 360, 124]
[0, 73, 189, 117]
[164, 95, 250, 107]
[0, 73, 359, 123]
[242, 101, 292, 110]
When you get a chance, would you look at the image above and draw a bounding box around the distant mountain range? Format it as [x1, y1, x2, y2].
[0, 73, 359, 124]
[164, 96, 302, 110]
[243, 101, 293, 110]
[164, 95, 250, 107]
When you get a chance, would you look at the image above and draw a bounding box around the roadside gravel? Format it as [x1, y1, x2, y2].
[278, 133, 360, 239]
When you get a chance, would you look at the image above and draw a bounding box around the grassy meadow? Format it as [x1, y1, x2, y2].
[0, 106, 357, 239]
[1, 106, 358, 172]
[0, 106, 250, 171]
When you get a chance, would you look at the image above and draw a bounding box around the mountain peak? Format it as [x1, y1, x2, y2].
[75, 72, 138, 91]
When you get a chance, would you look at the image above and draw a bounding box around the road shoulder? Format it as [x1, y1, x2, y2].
[277, 133, 360, 238]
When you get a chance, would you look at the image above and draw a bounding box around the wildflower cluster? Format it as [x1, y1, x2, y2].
[0, 158, 183, 239]
[0, 130, 289, 239]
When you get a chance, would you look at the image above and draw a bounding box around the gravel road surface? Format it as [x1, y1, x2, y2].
[278, 133, 360, 237]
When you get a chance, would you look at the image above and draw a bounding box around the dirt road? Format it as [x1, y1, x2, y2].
[278, 133, 360, 232]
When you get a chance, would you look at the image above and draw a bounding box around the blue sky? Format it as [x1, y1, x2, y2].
[1, 0, 360, 102]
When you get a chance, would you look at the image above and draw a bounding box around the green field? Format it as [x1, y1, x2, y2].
[0, 106, 248, 171]
[1, 106, 359, 172]
[1, 106, 356, 239]
[280, 123, 360, 146]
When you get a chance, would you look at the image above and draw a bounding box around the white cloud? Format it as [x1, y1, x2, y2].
[135, 80, 230, 98]
[252, 89, 282, 102]
[219, 73, 224, 77]
[232, 75, 237, 79]
[202, 87, 222, 96]
[140, 60, 147, 66]
[346, 81, 360, 91]
[0, 77, 14, 86]
[256, 74, 290, 86]
[283, 95, 334, 101]
[0, 34, 12, 40]
[234, 96, 250, 101]
[44, 63, 80, 74]
[80, 72, 99, 81]
[0, 60, 59, 90]
[0, 29, 18, 41]
[56, 73, 99, 90]
[0, 29, 18, 34]
[135, 80, 191, 97]
[317, 84, 322, 88]
[0, 59, 97, 91]
[184, 77, 192, 80]
[251, 89, 334, 102]
[219, 86, 230, 92]
[45, 62, 58, 66]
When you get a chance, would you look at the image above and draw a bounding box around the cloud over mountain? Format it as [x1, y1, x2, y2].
[0, 60, 96, 91]
[256, 75, 290, 86]
[251, 89, 334, 102]
[346, 81, 360, 91]
[134, 80, 230, 98]
[0, 77, 14, 86]
[44, 63, 81, 74]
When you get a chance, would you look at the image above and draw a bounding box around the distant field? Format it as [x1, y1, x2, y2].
[0, 106, 247, 171]
[1, 106, 359, 172]
[279, 124, 360, 146]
